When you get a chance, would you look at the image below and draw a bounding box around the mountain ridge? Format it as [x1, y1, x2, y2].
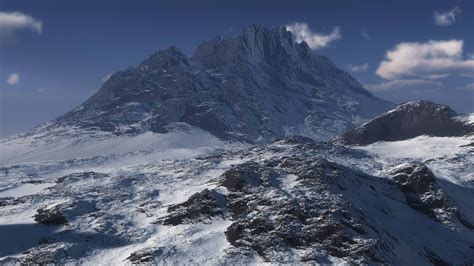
[336, 100, 474, 145]
[45, 24, 391, 142]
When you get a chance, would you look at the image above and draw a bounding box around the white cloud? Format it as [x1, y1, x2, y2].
[37, 88, 46, 93]
[347, 63, 369, 73]
[434, 6, 461, 26]
[102, 74, 112, 83]
[365, 79, 443, 92]
[285, 22, 341, 50]
[0, 11, 42, 44]
[376, 39, 474, 80]
[6, 73, 20, 85]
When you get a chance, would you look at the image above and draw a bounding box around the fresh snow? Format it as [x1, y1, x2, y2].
[0, 129, 473, 264]
[0, 183, 55, 198]
[0, 126, 228, 165]
[356, 135, 474, 185]
[358, 135, 471, 160]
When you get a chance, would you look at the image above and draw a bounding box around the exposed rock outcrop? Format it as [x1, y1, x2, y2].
[389, 162, 474, 229]
[337, 101, 473, 145]
[34, 205, 68, 226]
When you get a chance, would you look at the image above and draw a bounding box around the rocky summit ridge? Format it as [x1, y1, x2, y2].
[49, 25, 391, 142]
[336, 100, 474, 145]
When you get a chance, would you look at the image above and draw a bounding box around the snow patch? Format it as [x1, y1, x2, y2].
[0, 183, 55, 198]
[357, 136, 471, 160]
[0, 127, 226, 164]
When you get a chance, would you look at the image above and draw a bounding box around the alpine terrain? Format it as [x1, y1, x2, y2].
[0, 25, 473, 265]
[40, 24, 391, 142]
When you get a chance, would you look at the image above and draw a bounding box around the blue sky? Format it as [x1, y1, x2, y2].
[0, 0, 473, 137]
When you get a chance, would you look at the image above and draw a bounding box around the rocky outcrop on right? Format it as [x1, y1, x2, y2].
[388, 162, 474, 230]
[336, 101, 474, 145]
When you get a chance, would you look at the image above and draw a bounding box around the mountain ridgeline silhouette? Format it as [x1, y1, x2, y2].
[54, 25, 392, 142]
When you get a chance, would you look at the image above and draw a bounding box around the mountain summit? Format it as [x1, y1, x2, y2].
[51, 25, 391, 142]
[337, 101, 474, 145]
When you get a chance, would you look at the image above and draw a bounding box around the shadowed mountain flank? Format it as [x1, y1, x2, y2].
[336, 101, 473, 145]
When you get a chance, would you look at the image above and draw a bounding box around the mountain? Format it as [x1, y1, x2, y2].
[46, 25, 391, 142]
[336, 101, 474, 145]
[1, 25, 473, 265]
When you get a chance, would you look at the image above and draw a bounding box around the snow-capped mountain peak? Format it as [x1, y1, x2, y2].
[37, 25, 391, 142]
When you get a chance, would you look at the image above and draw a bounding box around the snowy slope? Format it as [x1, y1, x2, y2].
[0, 131, 473, 264]
[0, 123, 227, 165]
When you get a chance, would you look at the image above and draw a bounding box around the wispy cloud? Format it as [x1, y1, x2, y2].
[365, 79, 443, 92]
[347, 63, 369, 73]
[434, 6, 461, 26]
[376, 39, 474, 80]
[457, 82, 474, 92]
[285, 22, 341, 50]
[0, 11, 42, 45]
[6, 73, 20, 85]
[102, 74, 112, 83]
[361, 29, 372, 41]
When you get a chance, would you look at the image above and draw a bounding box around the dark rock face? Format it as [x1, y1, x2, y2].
[125, 246, 178, 264]
[390, 163, 437, 194]
[389, 163, 474, 229]
[162, 154, 392, 263]
[127, 248, 164, 263]
[34, 205, 68, 226]
[162, 189, 226, 226]
[219, 159, 388, 264]
[220, 162, 262, 192]
[337, 101, 474, 145]
[33, 200, 98, 226]
[56, 172, 108, 184]
[48, 25, 390, 142]
[424, 247, 450, 266]
[0, 243, 73, 265]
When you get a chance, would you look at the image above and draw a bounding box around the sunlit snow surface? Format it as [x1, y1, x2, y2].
[0, 124, 226, 164]
[0, 183, 55, 198]
[0, 126, 251, 263]
[0, 126, 473, 264]
[356, 135, 474, 185]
